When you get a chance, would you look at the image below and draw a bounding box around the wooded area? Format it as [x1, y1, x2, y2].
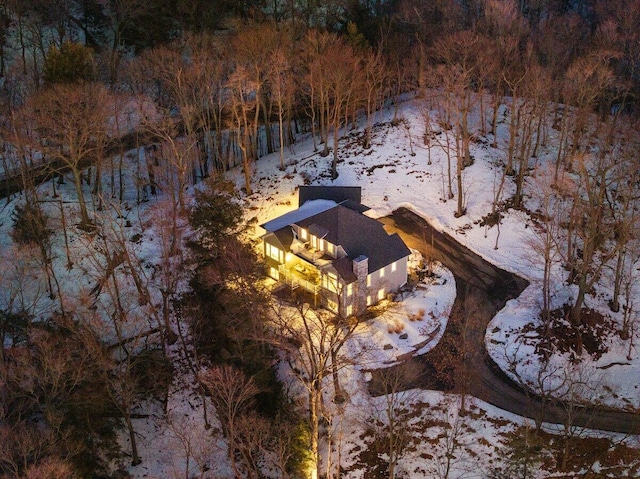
[0, 0, 639, 477]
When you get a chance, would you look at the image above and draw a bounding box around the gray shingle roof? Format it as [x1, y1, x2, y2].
[296, 205, 410, 273]
[272, 227, 293, 249]
[331, 256, 357, 283]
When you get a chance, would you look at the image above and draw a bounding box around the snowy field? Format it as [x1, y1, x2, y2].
[1, 93, 639, 477]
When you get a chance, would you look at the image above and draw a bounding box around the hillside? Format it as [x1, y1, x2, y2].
[0, 91, 639, 477]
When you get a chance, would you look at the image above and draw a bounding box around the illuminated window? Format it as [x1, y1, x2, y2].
[300, 229, 307, 240]
[366, 295, 372, 306]
[346, 304, 353, 316]
[265, 243, 283, 262]
[347, 283, 353, 297]
[269, 267, 279, 280]
[319, 239, 325, 251]
[327, 299, 338, 312]
[380, 267, 385, 278]
[377, 288, 385, 301]
[366, 275, 371, 287]
[391, 261, 397, 272]
[322, 272, 338, 292]
[327, 243, 334, 255]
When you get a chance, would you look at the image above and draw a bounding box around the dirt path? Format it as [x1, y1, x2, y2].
[371, 207, 640, 435]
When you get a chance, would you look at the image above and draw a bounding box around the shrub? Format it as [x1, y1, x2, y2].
[11, 201, 51, 246]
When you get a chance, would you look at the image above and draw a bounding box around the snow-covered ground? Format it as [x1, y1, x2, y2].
[1, 93, 639, 477]
[224, 95, 640, 476]
[235, 95, 640, 413]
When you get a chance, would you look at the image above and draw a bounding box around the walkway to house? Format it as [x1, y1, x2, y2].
[370, 207, 640, 435]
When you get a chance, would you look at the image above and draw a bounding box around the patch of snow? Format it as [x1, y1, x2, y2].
[260, 199, 337, 232]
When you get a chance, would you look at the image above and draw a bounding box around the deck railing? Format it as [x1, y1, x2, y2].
[278, 265, 321, 294]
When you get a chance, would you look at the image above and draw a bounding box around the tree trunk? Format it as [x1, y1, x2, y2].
[240, 130, 253, 195]
[71, 167, 92, 228]
[455, 139, 465, 217]
[278, 107, 285, 170]
[331, 120, 339, 180]
[125, 410, 142, 466]
[309, 387, 320, 479]
[610, 247, 625, 313]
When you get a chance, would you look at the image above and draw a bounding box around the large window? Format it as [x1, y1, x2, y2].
[269, 267, 279, 280]
[265, 243, 283, 262]
[347, 283, 353, 297]
[377, 288, 385, 301]
[300, 228, 307, 240]
[322, 272, 338, 292]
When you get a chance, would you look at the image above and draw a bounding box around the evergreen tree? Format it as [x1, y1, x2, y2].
[43, 41, 95, 84]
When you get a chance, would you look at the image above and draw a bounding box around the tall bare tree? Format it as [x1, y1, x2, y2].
[432, 30, 484, 216]
[367, 362, 422, 479]
[200, 365, 260, 479]
[302, 30, 363, 178]
[559, 145, 624, 337]
[269, 302, 360, 479]
[267, 45, 296, 170]
[527, 164, 569, 329]
[15, 82, 113, 229]
[360, 48, 388, 150]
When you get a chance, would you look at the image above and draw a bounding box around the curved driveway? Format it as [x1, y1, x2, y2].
[371, 207, 640, 435]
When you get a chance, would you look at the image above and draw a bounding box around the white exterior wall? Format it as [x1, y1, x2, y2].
[365, 256, 409, 305]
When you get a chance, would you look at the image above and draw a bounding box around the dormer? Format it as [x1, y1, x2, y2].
[293, 225, 308, 243]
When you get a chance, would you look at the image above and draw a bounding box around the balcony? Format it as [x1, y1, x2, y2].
[278, 264, 321, 295]
[290, 241, 331, 267]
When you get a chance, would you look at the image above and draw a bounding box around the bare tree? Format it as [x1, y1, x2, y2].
[200, 365, 260, 479]
[478, 0, 529, 146]
[165, 410, 216, 479]
[102, 0, 153, 84]
[562, 51, 616, 164]
[552, 364, 607, 472]
[560, 146, 624, 336]
[0, 315, 117, 477]
[360, 48, 388, 150]
[325, 42, 362, 179]
[367, 362, 423, 479]
[75, 237, 146, 466]
[0, 421, 61, 479]
[269, 302, 360, 479]
[231, 23, 283, 157]
[22, 456, 78, 479]
[302, 30, 363, 178]
[606, 133, 640, 316]
[14, 82, 113, 229]
[225, 64, 260, 195]
[429, 291, 486, 413]
[267, 45, 296, 170]
[527, 164, 568, 329]
[424, 396, 477, 479]
[432, 31, 484, 216]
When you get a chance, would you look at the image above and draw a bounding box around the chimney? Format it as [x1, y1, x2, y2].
[352, 255, 368, 315]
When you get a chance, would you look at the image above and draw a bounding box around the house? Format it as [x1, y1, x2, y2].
[261, 186, 411, 317]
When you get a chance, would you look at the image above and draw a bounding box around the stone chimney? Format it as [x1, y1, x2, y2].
[352, 255, 368, 315]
